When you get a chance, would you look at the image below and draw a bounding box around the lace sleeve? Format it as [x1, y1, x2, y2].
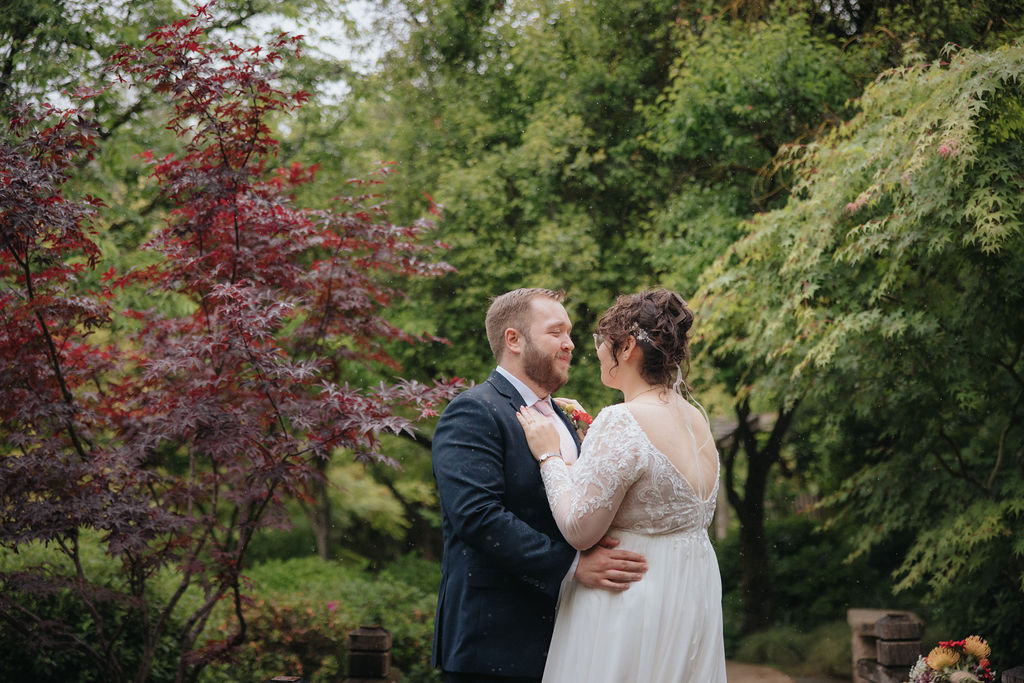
[538, 406, 643, 550]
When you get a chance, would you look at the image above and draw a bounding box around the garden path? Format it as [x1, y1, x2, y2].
[727, 661, 850, 683]
[726, 660, 795, 682]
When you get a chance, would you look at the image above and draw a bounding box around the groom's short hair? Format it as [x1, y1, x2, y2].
[486, 288, 565, 362]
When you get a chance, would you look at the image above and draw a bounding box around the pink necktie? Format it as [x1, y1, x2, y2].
[533, 399, 578, 464]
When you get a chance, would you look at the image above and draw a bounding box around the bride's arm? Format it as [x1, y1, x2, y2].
[516, 407, 640, 550]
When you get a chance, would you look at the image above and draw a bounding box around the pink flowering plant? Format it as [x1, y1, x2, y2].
[906, 635, 995, 683]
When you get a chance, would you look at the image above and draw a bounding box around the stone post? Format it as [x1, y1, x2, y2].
[1004, 665, 1024, 683]
[847, 608, 923, 683]
[346, 625, 393, 682]
[874, 613, 923, 668]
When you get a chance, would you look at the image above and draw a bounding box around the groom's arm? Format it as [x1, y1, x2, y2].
[433, 393, 576, 599]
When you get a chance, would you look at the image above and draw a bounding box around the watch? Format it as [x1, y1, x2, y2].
[536, 452, 562, 465]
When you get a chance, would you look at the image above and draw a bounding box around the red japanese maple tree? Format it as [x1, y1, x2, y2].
[0, 5, 459, 681]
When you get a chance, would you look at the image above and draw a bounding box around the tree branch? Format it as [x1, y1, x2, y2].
[10, 240, 93, 460]
[988, 389, 1024, 490]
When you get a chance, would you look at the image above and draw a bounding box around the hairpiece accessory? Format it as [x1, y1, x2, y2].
[629, 322, 657, 347]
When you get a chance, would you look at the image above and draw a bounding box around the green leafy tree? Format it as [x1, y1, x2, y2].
[699, 42, 1024, 652]
[347, 0, 687, 408]
[332, 1, 1024, 634]
[643, 0, 1023, 633]
[643, 12, 858, 632]
[1, 0, 363, 245]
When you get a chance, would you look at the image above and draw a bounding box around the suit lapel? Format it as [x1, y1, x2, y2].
[488, 370, 582, 452]
[486, 370, 527, 413]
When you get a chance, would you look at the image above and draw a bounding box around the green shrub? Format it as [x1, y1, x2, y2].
[735, 626, 809, 666]
[202, 555, 440, 683]
[769, 516, 893, 627]
[716, 512, 930, 675]
[0, 546, 444, 683]
[380, 552, 442, 596]
[717, 513, 917, 641]
[735, 621, 851, 677]
[0, 533, 194, 682]
[244, 503, 321, 565]
[801, 621, 852, 678]
[721, 589, 745, 655]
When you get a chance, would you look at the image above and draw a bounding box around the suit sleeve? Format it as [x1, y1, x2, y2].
[433, 392, 576, 599]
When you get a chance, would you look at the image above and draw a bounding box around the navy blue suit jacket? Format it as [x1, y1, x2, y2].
[431, 370, 580, 677]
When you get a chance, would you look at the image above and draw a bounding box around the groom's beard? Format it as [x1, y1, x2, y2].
[522, 335, 569, 395]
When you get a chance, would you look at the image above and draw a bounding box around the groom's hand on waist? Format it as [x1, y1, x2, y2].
[573, 535, 648, 591]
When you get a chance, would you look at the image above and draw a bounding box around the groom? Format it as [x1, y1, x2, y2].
[431, 288, 648, 683]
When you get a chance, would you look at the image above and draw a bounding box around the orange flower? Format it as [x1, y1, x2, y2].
[927, 646, 961, 670]
[963, 635, 991, 659]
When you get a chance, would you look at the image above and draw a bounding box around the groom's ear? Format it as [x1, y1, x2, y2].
[504, 327, 524, 357]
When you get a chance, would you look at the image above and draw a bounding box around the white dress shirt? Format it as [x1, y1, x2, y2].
[495, 366, 578, 462]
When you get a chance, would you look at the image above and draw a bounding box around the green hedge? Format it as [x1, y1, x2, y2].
[0, 534, 190, 682]
[202, 554, 441, 683]
[717, 515, 916, 638]
[0, 538, 442, 683]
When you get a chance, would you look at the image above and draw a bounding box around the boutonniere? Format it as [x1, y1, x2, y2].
[555, 398, 593, 441]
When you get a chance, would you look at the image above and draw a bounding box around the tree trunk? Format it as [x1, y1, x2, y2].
[379, 476, 441, 561]
[723, 399, 798, 634]
[737, 476, 774, 632]
[310, 459, 332, 561]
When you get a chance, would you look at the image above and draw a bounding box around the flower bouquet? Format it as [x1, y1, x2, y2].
[906, 636, 995, 683]
[554, 397, 593, 441]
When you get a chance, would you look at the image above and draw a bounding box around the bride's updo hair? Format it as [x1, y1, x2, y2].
[595, 288, 694, 388]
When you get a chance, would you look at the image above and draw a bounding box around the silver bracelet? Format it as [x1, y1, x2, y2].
[536, 452, 562, 465]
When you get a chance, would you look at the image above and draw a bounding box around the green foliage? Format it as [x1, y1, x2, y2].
[644, 11, 859, 306]
[1, 540, 442, 683]
[245, 440, 444, 567]
[382, 552, 443, 596]
[770, 518, 895, 626]
[867, 0, 1024, 56]
[735, 625, 808, 667]
[0, 533, 198, 682]
[648, 14, 854, 165]
[329, 462, 410, 540]
[348, 0, 685, 408]
[717, 516, 905, 638]
[734, 621, 851, 677]
[719, 579, 746, 654]
[203, 555, 440, 683]
[700, 42, 1024, 651]
[647, 182, 751, 289]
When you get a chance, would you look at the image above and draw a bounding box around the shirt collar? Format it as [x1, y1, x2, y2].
[495, 365, 547, 408]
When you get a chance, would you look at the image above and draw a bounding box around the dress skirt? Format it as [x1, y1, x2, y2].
[541, 528, 727, 683]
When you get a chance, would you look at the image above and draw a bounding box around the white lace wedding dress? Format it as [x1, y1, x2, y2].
[539, 402, 726, 682]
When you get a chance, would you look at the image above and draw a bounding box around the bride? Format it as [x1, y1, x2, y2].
[516, 288, 727, 682]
